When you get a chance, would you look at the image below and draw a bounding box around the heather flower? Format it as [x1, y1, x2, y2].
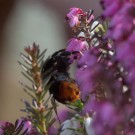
[17, 118, 32, 132]
[76, 49, 101, 101]
[100, 0, 135, 19]
[93, 102, 135, 135]
[75, 40, 135, 135]
[104, 2, 135, 104]
[71, 1, 135, 134]
[76, 67, 92, 101]
[66, 7, 84, 27]
[48, 125, 58, 135]
[0, 118, 39, 135]
[84, 115, 95, 135]
[116, 39, 135, 68]
[113, 22, 135, 69]
[87, 13, 94, 24]
[58, 109, 74, 123]
[100, 0, 123, 18]
[60, 114, 95, 135]
[127, 67, 135, 84]
[66, 38, 88, 62]
[60, 115, 82, 135]
[127, 66, 135, 101]
[17, 118, 39, 134]
[0, 122, 14, 134]
[66, 38, 88, 53]
[95, 102, 121, 125]
[66, 7, 96, 29]
[107, 3, 135, 42]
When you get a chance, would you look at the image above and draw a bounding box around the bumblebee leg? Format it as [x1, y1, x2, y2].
[51, 97, 61, 124]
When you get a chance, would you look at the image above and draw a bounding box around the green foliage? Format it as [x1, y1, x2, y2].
[19, 43, 54, 134]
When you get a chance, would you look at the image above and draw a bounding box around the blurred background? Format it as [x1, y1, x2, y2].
[0, 0, 102, 122]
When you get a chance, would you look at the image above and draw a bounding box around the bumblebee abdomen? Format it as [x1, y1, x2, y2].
[56, 81, 80, 103]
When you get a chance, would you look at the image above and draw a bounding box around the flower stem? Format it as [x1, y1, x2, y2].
[22, 44, 49, 134]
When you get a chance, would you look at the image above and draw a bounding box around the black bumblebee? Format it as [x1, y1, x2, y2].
[41, 49, 80, 104]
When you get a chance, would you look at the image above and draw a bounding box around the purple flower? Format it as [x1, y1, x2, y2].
[0, 118, 39, 135]
[58, 109, 74, 123]
[92, 102, 123, 135]
[66, 38, 88, 52]
[66, 38, 88, 62]
[82, 96, 97, 114]
[16, 118, 40, 135]
[76, 50, 98, 101]
[66, 7, 85, 27]
[63, 1, 135, 135]
[75, 45, 135, 134]
[17, 118, 32, 132]
[0, 122, 14, 134]
[107, 3, 135, 42]
[76, 67, 94, 101]
[100, 0, 123, 18]
[87, 14, 94, 24]
[48, 125, 58, 135]
[116, 42, 135, 68]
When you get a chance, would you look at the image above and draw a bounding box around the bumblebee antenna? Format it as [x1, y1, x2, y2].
[51, 97, 61, 124]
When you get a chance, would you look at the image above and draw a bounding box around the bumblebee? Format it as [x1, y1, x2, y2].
[41, 49, 80, 104]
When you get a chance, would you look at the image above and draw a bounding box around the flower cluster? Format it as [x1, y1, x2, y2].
[100, 1, 135, 134]
[65, 3, 135, 135]
[66, 7, 94, 28]
[0, 118, 39, 134]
